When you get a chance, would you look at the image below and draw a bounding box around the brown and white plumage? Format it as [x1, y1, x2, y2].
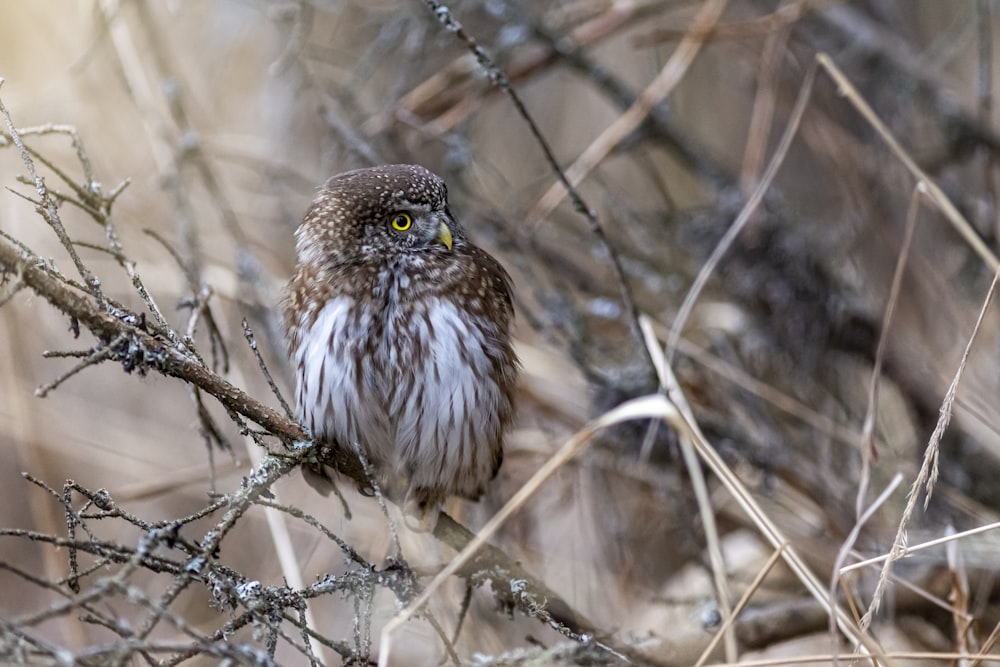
[283, 164, 517, 512]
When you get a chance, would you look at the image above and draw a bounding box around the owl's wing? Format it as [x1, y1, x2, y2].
[468, 245, 515, 317]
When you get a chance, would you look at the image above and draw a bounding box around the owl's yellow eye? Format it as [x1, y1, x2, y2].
[390, 212, 413, 231]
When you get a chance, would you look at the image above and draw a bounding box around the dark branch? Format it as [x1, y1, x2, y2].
[0, 236, 303, 443]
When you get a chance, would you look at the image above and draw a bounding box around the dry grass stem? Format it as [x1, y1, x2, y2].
[527, 0, 729, 226]
[841, 520, 1000, 576]
[641, 315, 736, 660]
[855, 187, 921, 519]
[667, 58, 817, 360]
[693, 544, 788, 667]
[859, 269, 1000, 630]
[380, 394, 678, 666]
[817, 52, 1000, 273]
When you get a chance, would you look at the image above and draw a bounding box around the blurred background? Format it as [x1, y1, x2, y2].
[3, 0, 1000, 664]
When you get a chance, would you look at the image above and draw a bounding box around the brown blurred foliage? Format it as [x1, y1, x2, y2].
[3, 0, 1000, 664]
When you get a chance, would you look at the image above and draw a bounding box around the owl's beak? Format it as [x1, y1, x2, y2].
[437, 220, 453, 251]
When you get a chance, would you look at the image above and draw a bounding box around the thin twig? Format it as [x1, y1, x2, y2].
[422, 0, 648, 360]
[526, 0, 729, 224]
[830, 472, 903, 666]
[34, 334, 127, 398]
[0, 79, 106, 304]
[243, 319, 294, 420]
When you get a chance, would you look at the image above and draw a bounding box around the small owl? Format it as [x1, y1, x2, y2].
[283, 164, 518, 514]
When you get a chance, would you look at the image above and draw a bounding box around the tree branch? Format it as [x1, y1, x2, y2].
[0, 232, 644, 661]
[0, 237, 302, 443]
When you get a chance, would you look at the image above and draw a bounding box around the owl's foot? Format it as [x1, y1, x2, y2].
[401, 489, 441, 533]
[300, 461, 337, 497]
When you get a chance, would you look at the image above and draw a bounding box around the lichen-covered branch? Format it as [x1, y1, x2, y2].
[0, 237, 303, 443]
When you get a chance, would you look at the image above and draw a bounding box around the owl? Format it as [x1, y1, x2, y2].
[283, 164, 518, 515]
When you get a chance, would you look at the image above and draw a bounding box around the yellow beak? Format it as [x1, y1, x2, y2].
[437, 220, 453, 251]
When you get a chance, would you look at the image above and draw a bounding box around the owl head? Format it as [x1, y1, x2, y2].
[295, 164, 464, 268]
